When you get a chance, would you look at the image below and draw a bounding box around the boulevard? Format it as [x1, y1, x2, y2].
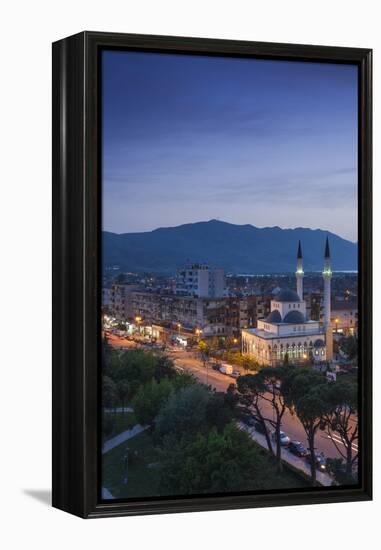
[106, 332, 357, 462]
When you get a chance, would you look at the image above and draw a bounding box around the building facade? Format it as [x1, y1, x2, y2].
[175, 263, 225, 298]
[105, 283, 141, 321]
[331, 300, 358, 336]
[129, 292, 271, 338]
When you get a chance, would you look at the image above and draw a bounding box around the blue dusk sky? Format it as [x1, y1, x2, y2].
[102, 50, 358, 242]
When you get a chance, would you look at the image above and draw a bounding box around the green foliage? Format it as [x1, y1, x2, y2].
[326, 458, 357, 486]
[236, 373, 267, 396]
[102, 375, 118, 409]
[198, 340, 209, 354]
[116, 379, 130, 407]
[171, 371, 196, 391]
[158, 424, 268, 494]
[102, 414, 115, 440]
[324, 379, 357, 414]
[104, 349, 157, 397]
[133, 378, 174, 426]
[118, 350, 157, 385]
[153, 355, 177, 381]
[205, 392, 236, 432]
[339, 336, 358, 360]
[155, 385, 211, 439]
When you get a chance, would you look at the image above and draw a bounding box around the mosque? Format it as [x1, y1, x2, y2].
[241, 239, 333, 366]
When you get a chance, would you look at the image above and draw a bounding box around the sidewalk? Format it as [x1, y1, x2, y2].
[102, 424, 148, 454]
[101, 487, 114, 500]
[238, 422, 333, 486]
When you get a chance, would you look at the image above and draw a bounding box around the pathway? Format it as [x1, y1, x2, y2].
[102, 424, 148, 454]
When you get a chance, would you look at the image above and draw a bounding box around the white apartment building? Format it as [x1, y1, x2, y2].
[175, 263, 225, 298]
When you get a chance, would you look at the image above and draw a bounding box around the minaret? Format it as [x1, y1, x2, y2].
[296, 240, 304, 300]
[322, 237, 333, 361]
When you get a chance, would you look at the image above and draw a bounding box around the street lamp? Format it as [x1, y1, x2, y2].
[335, 318, 339, 334]
[177, 323, 181, 334]
[135, 315, 142, 334]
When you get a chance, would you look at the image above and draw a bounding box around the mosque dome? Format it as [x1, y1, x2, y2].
[274, 288, 301, 302]
[265, 310, 282, 323]
[283, 310, 305, 324]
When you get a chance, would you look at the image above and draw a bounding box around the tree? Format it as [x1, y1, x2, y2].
[171, 371, 196, 391]
[236, 374, 274, 456]
[321, 381, 358, 478]
[241, 355, 258, 373]
[198, 340, 209, 368]
[326, 458, 357, 485]
[155, 384, 211, 440]
[158, 424, 268, 495]
[205, 392, 236, 433]
[116, 379, 130, 410]
[115, 349, 157, 396]
[153, 355, 177, 381]
[102, 375, 118, 412]
[283, 368, 330, 486]
[256, 367, 290, 471]
[339, 336, 358, 361]
[132, 378, 174, 426]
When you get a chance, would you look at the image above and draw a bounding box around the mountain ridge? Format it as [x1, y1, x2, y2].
[102, 219, 357, 274]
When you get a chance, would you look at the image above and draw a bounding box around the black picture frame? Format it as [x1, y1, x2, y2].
[52, 31, 372, 519]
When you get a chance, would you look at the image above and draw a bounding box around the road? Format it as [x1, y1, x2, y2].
[107, 332, 357, 462]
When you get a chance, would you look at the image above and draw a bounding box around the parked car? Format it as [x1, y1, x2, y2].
[212, 363, 221, 371]
[271, 430, 290, 446]
[306, 451, 328, 472]
[219, 363, 233, 375]
[288, 440, 308, 457]
[230, 370, 240, 379]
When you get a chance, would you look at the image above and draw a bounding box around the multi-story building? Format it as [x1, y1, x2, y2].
[131, 292, 228, 336]
[130, 291, 272, 339]
[102, 286, 112, 311]
[107, 283, 141, 321]
[175, 263, 225, 298]
[224, 295, 271, 335]
[331, 300, 358, 336]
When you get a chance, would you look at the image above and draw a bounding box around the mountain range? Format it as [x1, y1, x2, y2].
[102, 220, 357, 274]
